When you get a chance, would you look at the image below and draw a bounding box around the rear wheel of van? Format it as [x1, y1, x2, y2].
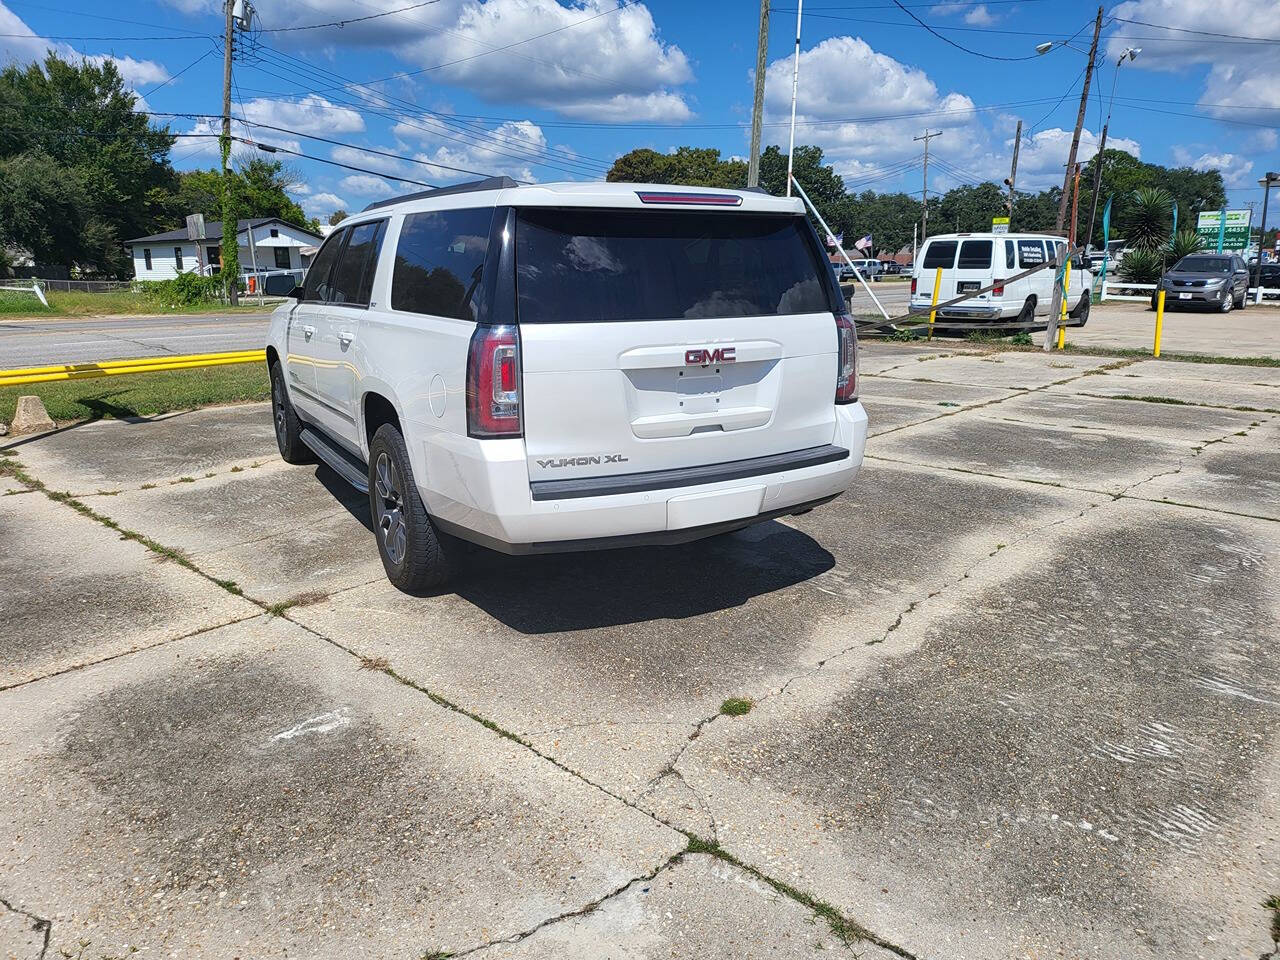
[1016, 297, 1036, 327]
[1069, 294, 1090, 326]
[368, 424, 454, 592]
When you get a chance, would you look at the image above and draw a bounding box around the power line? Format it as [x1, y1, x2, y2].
[230, 135, 437, 187]
[147, 110, 511, 181]
[0, 32, 212, 40]
[257, 0, 442, 33]
[242, 44, 611, 177]
[140, 47, 216, 99]
[3, 2, 210, 35]
[1108, 16, 1280, 43]
[889, 0, 1082, 61]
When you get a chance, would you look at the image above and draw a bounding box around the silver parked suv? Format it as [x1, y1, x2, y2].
[1152, 253, 1251, 312]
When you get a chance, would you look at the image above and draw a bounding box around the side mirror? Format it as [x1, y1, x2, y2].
[288, 285, 304, 300]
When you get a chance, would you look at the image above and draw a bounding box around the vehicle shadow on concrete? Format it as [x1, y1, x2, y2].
[454, 523, 834, 633]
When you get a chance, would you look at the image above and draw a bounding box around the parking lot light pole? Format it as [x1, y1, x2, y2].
[1255, 172, 1277, 303]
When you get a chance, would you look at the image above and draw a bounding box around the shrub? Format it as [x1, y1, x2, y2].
[1120, 248, 1163, 284]
[140, 272, 224, 307]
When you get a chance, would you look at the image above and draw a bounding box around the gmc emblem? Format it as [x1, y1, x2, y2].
[685, 346, 736, 366]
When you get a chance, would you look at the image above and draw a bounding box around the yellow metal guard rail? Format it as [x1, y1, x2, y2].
[0, 350, 265, 388]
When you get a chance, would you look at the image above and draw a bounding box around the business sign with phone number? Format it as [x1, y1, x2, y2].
[1195, 209, 1251, 250]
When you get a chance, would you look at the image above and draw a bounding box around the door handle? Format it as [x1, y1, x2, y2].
[301, 325, 316, 340]
[338, 330, 354, 347]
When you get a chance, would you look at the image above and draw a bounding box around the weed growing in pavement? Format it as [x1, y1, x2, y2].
[679, 832, 884, 950]
[172, 476, 195, 484]
[266, 590, 329, 617]
[720, 697, 754, 717]
[140, 483, 156, 490]
[1010, 332, 1032, 345]
[359, 655, 391, 671]
[230, 465, 244, 472]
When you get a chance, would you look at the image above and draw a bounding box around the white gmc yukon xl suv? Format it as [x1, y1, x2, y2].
[266, 178, 867, 591]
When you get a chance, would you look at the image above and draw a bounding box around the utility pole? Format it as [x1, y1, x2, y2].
[220, 0, 239, 305]
[747, 0, 769, 188]
[914, 129, 942, 242]
[1056, 5, 1103, 233]
[1004, 119, 1022, 226]
[1069, 163, 1082, 244]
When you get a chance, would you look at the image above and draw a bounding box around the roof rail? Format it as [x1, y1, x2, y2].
[361, 176, 520, 212]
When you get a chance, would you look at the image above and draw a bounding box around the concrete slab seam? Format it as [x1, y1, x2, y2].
[0, 894, 51, 960]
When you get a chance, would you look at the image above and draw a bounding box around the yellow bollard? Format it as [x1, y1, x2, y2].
[927, 266, 942, 341]
[1154, 289, 1166, 357]
[1056, 260, 1071, 350]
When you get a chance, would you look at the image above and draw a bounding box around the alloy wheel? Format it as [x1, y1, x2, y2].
[271, 370, 287, 444]
[374, 452, 407, 566]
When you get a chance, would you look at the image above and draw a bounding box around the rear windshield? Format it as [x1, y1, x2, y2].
[957, 240, 992, 270]
[921, 241, 956, 269]
[513, 209, 832, 323]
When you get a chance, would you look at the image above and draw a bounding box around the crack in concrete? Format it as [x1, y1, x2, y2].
[448, 850, 688, 957]
[0, 894, 52, 960]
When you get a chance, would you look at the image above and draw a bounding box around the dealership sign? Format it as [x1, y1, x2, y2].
[1195, 209, 1251, 250]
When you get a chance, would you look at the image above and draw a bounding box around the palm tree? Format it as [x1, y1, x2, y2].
[1128, 186, 1175, 251]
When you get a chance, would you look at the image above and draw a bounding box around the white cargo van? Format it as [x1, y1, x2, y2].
[909, 232, 1092, 328]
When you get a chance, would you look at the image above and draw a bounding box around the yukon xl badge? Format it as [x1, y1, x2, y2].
[686, 346, 736, 366]
[537, 454, 629, 469]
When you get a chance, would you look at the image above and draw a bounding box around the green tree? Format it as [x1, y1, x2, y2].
[758, 144, 846, 216]
[328, 209, 348, 226]
[1074, 148, 1225, 247]
[0, 53, 176, 276]
[607, 146, 746, 188]
[935, 182, 1009, 234]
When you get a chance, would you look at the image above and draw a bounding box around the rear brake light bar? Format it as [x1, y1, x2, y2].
[635, 191, 743, 207]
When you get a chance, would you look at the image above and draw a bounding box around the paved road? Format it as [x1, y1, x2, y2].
[0, 312, 273, 367]
[3, 343, 1277, 959]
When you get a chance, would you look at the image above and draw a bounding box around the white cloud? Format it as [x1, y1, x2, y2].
[0, 2, 169, 91]
[239, 94, 365, 135]
[339, 174, 395, 196]
[1187, 151, 1255, 187]
[1010, 127, 1142, 188]
[291, 182, 312, 196]
[394, 117, 557, 182]
[303, 192, 347, 216]
[963, 4, 997, 25]
[1108, 0, 1280, 123]
[762, 36, 986, 188]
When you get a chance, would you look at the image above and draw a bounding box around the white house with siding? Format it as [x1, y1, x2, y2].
[124, 218, 323, 282]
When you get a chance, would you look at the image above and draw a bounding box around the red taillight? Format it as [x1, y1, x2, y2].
[466, 324, 522, 438]
[993, 278, 1005, 296]
[910, 276, 917, 296]
[834, 313, 858, 404]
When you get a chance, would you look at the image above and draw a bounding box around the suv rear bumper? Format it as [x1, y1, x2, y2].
[417, 401, 867, 552]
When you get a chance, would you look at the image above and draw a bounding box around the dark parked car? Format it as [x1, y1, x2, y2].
[1255, 263, 1280, 298]
[1151, 253, 1251, 312]
[878, 260, 902, 275]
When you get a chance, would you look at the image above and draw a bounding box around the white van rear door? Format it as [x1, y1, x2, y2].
[953, 238, 995, 305]
[917, 239, 958, 301]
[514, 207, 842, 482]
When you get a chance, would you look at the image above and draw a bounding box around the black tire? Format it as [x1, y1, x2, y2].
[1236, 287, 1247, 309]
[1220, 291, 1233, 313]
[367, 423, 454, 592]
[1069, 294, 1090, 327]
[1150, 294, 1158, 311]
[270, 360, 313, 465]
[1016, 297, 1036, 327]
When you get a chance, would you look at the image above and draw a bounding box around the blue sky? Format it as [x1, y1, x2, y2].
[3, 0, 1277, 224]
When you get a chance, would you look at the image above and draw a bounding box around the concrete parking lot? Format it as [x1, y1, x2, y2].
[2, 343, 1277, 959]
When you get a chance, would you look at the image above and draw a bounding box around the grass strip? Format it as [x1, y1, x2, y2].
[0, 362, 269, 423]
[0, 288, 270, 317]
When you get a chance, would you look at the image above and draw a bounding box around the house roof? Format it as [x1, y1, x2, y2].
[124, 218, 322, 246]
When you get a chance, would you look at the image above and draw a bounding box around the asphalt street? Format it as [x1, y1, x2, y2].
[0, 312, 273, 367]
[2, 342, 1276, 959]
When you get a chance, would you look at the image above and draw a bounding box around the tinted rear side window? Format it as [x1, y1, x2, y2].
[921, 241, 956, 269]
[957, 240, 992, 269]
[1017, 240, 1046, 268]
[391, 208, 493, 320]
[301, 228, 345, 302]
[328, 219, 386, 306]
[1005, 240, 1016, 269]
[514, 210, 831, 323]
